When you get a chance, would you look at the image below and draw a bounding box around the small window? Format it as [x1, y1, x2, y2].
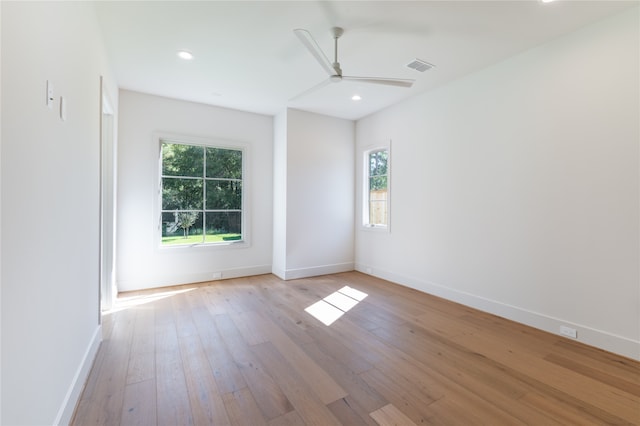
[364, 148, 389, 228]
[160, 140, 243, 246]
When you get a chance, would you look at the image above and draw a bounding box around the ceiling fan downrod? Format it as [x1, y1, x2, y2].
[331, 27, 344, 78]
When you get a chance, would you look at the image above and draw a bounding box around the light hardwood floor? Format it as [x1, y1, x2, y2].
[72, 272, 640, 425]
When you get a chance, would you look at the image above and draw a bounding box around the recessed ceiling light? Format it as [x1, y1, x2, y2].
[540, 0, 555, 3]
[352, 95, 362, 101]
[177, 50, 194, 60]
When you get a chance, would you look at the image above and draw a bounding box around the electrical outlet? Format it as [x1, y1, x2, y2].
[560, 325, 577, 339]
[212, 272, 222, 280]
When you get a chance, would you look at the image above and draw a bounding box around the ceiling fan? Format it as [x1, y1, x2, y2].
[292, 26, 414, 100]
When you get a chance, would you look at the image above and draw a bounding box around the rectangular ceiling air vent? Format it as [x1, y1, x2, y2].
[406, 59, 435, 72]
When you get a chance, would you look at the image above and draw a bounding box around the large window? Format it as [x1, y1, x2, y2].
[160, 140, 243, 246]
[364, 148, 389, 228]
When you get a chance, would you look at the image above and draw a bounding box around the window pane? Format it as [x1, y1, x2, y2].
[365, 148, 389, 227]
[160, 140, 244, 246]
[162, 177, 203, 210]
[205, 212, 242, 242]
[206, 148, 242, 179]
[162, 143, 204, 177]
[161, 211, 204, 245]
[369, 150, 388, 176]
[369, 198, 387, 225]
[369, 201, 387, 225]
[205, 180, 241, 210]
[369, 175, 387, 191]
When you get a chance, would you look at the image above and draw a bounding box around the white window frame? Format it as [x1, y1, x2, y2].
[362, 143, 391, 231]
[153, 133, 250, 250]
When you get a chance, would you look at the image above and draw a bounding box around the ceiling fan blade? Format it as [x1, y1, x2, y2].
[342, 76, 414, 88]
[289, 78, 332, 102]
[294, 29, 335, 76]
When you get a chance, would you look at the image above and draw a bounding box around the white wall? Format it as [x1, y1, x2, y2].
[117, 91, 273, 291]
[0, 1, 3, 421]
[1, 2, 118, 424]
[355, 8, 639, 360]
[273, 109, 355, 280]
[272, 110, 288, 276]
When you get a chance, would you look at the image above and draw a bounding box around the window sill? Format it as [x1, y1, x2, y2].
[361, 224, 389, 233]
[158, 239, 249, 251]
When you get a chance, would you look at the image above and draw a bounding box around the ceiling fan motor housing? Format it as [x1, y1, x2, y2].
[331, 27, 344, 39]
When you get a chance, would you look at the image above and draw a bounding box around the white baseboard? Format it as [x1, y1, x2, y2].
[271, 265, 286, 280]
[118, 264, 272, 292]
[277, 262, 355, 280]
[54, 325, 102, 425]
[355, 263, 640, 361]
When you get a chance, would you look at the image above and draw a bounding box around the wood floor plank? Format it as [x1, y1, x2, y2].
[71, 308, 134, 425]
[304, 325, 374, 375]
[449, 331, 639, 423]
[349, 302, 406, 330]
[229, 309, 269, 345]
[371, 321, 530, 399]
[126, 306, 155, 385]
[201, 284, 230, 316]
[268, 410, 307, 426]
[190, 304, 247, 394]
[73, 272, 640, 426]
[172, 291, 198, 337]
[369, 403, 418, 426]
[250, 309, 348, 405]
[257, 290, 318, 345]
[360, 367, 437, 425]
[369, 323, 579, 425]
[178, 333, 231, 426]
[327, 396, 379, 426]
[215, 313, 294, 420]
[253, 341, 343, 426]
[155, 297, 193, 426]
[222, 387, 268, 426]
[518, 392, 610, 426]
[327, 317, 405, 366]
[553, 338, 640, 380]
[544, 352, 640, 396]
[300, 339, 387, 414]
[120, 379, 157, 426]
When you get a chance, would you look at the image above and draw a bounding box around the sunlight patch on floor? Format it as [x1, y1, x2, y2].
[304, 286, 368, 326]
[104, 287, 196, 314]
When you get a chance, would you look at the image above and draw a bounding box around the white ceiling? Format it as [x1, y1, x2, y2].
[94, 1, 636, 120]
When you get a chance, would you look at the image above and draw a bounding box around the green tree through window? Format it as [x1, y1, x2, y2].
[161, 141, 243, 245]
[367, 149, 388, 226]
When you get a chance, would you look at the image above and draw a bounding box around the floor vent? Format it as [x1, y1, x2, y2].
[406, 59, 435, 72]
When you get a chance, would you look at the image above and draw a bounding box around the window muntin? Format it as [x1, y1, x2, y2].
[160, 140, 243, 246]
[365, 148, 389, 227]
